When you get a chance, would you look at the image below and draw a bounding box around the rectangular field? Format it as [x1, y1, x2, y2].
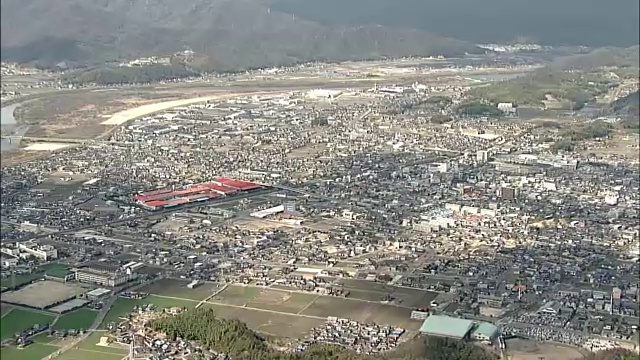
[300, 297, 419, 330]
[76, 332, 128, 355]
[2, 280, 85, 309]
[200, 302, 325, 338]
[138, 278, 221, 301]
[54, 349, 124, 360]
[52, 309, 99, 330]
[211, 285, 420, 330]
[336, 279, 439, 308]
[1, 309, 56, 340]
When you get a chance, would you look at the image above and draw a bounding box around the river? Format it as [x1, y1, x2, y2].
[1, 102, 30, 152]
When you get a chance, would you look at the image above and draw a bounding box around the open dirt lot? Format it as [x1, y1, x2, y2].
[505, 339, 587, 360]
[138, 278, 221, 301]
[2, 280, 85, 309]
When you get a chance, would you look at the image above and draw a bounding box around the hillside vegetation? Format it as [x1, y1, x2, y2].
[468, 47, 638, 109]
[61, 64, 198, 85]
[0, 0, 482, 70]
[148, 308, 500, 360]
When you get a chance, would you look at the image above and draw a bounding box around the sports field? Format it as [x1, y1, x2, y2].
[0, 308, 57, 340]
[53, 309, 99, 330]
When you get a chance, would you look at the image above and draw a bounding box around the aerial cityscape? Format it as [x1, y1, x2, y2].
[0, 1, 639, 360]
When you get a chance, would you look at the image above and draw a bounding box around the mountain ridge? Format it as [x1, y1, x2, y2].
[0, 0, 484, 69]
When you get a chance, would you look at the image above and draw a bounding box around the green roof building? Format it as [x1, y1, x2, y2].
[470, 322, 500, 343]
[419, 315, 475, 340]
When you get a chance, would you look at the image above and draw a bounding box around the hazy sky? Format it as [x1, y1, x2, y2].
[271, 0, 640, 46]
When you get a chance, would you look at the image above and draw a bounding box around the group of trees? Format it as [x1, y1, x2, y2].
[61, 64, 197, 85]
[551, 120, 613, 153]
[469, 67, 614, 110]
[455, 101, 504, 118]
[148, 308, 500, 360]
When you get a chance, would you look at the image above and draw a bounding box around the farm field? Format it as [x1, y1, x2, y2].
[0, 309, 57, 340]
[0, 271, 44, 288]
[77, 332, 128, 355]
[53, 309, 99, 330]
[299, 296, 419, 330]
[0, 343, 60, 360]
[209, 284, 422, 332]
[200, 302, 325, 338]
[55, 349, 124, 360]
[138, 278, 221, 301]
[99, 295, 198, 329]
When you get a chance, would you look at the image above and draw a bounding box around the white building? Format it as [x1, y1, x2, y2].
[16, 242, 57, 261]
[476, 150, 489, 163]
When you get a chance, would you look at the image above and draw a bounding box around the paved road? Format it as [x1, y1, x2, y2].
[44, 281, 151, 360]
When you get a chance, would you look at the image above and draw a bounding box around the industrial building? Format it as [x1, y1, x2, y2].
[419, 315, 500, 344]
[133, 178, 265, 210]
[419, 315, 475, 340]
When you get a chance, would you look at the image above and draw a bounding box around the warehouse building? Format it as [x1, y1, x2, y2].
[419, 315, 475, 340]
[419, 315, 501, 344]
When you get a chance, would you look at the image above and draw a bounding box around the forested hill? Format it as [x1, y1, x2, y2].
[0, 0, 482, 69]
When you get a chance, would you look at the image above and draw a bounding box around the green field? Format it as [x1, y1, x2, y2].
[1, 309, 57, 340]
[99, 295, 198, 329]
[0, 343, 59, 360]
[76, 332, 128, 354]
[0, 272, 44, 289]
[55, 349, 124, 360]
[53, 309, 98, 331]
